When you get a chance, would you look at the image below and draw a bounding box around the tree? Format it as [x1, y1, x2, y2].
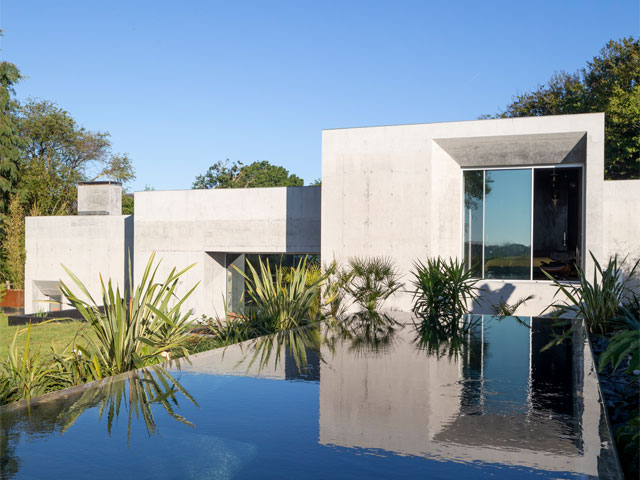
[493, 37, 639, 179]
[16, 99, 135, 214]
[2, 195, 25, 288]
[193, 159, 304, 189]
[0, 39, 23, 214]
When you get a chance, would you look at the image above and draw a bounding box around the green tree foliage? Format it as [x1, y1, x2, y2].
[2, 195, 25, 288]
[0, 62, 22, 215]
[493, 37, 639, 179]
[193, 159, 304, 189]
[17, 99, 135, 215]
[0, 31, 23, 215]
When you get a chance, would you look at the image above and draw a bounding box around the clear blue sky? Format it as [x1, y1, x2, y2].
[1, 1, 637, 192]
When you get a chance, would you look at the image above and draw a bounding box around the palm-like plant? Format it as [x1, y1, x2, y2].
[342, 257, 402, 313]
[59, 253, 199, 376]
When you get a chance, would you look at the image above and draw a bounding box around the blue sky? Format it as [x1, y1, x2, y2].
[1, 1, 637, 192]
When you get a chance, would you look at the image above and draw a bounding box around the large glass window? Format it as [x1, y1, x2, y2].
[463, 167, 582, 281]
[483, 169, 532, 280]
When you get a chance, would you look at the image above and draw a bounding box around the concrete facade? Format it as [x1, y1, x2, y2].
[23, 113, 639, 318]
[321, 113, 638, 315]
[24, 215, 133, 313]
[133, 186, 321, 317]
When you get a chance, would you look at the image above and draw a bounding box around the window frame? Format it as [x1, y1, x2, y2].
[460, 164, 585, 283]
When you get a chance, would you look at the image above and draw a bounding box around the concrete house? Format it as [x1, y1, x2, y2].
[24, 113, 640, 317]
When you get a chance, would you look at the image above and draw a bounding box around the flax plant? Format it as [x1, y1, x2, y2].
[59, 253, 199, 376]
[544, 253, 639, 334]
[0, 323, 67, 404]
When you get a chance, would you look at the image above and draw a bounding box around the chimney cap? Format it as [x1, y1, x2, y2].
[78, 181, 122, 186]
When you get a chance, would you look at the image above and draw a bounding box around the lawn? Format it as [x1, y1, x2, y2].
[0, 313, 91, 359]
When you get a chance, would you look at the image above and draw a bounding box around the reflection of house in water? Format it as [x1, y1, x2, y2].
[318, 317, 605, 477]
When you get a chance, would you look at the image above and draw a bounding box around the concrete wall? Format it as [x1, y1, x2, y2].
[321, 113, 609, 315]
[134, 186, 321, 318]
[603, 179, 640, 291]
[24, 215, 132, 314]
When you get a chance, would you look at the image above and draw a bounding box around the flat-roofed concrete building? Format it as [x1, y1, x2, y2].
[24, 113, 640, 317]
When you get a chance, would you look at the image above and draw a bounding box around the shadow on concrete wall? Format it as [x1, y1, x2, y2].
[124, 215, 135, 294]
[285, 186, 322, 254]
[470, 284, 516, 315]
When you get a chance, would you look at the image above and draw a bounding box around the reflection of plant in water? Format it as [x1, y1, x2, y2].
[491, 294, 534, 319]
[55, 365, 198, 442]
[328, 312, 400, 357]
[412, 314, 481, 360]
[246, 324, 322, 376]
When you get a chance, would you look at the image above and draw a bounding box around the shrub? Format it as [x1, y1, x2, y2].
[544, 253, 639, 334]
[342, 257, 402, 313]
[411, 257, 479, 323]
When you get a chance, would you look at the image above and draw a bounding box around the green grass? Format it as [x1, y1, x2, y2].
[0, 313, 91, 359]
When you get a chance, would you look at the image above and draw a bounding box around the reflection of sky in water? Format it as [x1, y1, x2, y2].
[485, 169, 531, 246]
[0, 315, 620, 479]
[481, 318, 531, 413]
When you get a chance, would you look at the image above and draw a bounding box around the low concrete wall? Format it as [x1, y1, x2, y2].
[134, 186, 321, 318]
[24, 215, 133, 314]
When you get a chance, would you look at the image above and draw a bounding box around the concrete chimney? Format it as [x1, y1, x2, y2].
[77, 181, 122, 215]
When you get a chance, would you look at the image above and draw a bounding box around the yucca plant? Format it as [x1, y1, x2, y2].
[544, 253, 639, 334]
[342, 257, 402, 314]
[59, 253, 199, 376]
[411, 257, 479, 324]
[237, 256, 328, 331]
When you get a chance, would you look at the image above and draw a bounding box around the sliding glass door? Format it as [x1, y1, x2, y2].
[463, 166, 582, 281]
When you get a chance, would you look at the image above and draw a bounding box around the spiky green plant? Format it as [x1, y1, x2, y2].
[59, 253, 199, 376]
[544, 253, 639, 334]
[53, 365, 198, 442]
[237, 256, 328, 331]
[0, 323, 67, 405]
[411, 257, 479, 323]
[599, 305, 639, 379]
[342, 257, 402, 313]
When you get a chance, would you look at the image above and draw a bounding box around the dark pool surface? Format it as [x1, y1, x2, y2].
[0, 314, 622, 479]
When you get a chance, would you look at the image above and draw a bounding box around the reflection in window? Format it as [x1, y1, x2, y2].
[484, 169, 532, 280]
[463, 171, 483, 278]
[463, 167, 583, 281]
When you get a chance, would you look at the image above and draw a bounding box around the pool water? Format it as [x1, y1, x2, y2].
[0, 314, 622, 479]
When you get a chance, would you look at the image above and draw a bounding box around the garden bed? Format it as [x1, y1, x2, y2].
[590, 333, 639, 479]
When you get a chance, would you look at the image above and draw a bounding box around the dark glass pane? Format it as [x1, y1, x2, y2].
[226, 253, 245, 314]
[463, 171, 484, 277]
[484, 169, 532, 280]
[532, 168, 582, 281]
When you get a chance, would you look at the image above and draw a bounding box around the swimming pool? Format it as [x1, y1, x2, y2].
[0, 314, 622, 479]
